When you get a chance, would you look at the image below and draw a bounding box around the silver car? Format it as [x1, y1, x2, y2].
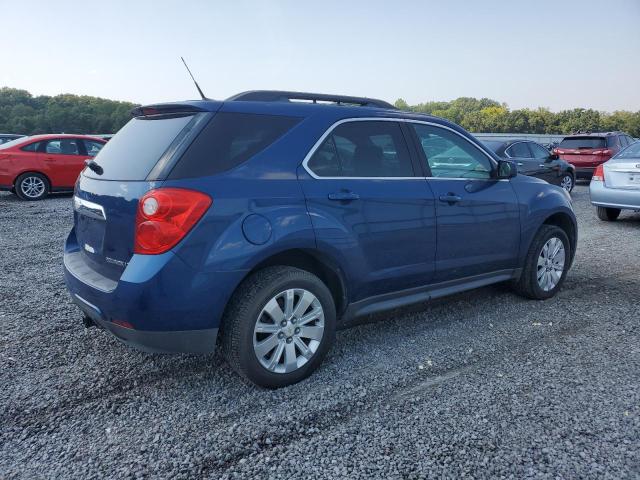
[590, 141, 640, 221]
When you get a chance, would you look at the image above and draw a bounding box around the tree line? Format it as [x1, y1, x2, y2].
[1, 87, 638, 137]
[394, 97, 640, 137]
[0, 87, 136, 135]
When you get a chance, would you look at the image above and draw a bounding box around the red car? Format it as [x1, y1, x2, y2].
[553, 131, 635, 180]
[0, 134, 106, 200]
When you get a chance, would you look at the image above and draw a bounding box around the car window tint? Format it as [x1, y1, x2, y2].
[20, 141, 40, 152]
[558, 137, 606, 149]
[168, 112, 301, 179]
[307, 121, 413, 177]
[83, 140, 104, 157]
[606, 136, 619, 148]
[505, 142, 532, 158]
[529, 142, 550, 159]
[412, 124, 492, 179]
[46, 139, 80, 155]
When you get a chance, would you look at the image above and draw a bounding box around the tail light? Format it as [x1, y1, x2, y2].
[134, 188, 212, 255]
[592, 164, 604, 182]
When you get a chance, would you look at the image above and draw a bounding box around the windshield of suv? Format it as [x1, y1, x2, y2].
[613, 141, 640, 159]
[558, 137, 606, 149]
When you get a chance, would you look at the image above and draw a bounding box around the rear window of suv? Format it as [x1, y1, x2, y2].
[167, 112, 301, 179]
[84, 113, 204, 180]
[558, 137, 606, 149]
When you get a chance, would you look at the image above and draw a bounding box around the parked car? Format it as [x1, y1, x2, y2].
[483, 139, 576, 192]
[553, 132, 635, 180]
[64, 90, 577, 388]
[0, 134, 26, 145]
[590, 141, 640, 221]
[0, 134, 106, 200]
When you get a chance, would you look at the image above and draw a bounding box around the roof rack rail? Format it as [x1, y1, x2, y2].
[227, 90, 396, 109]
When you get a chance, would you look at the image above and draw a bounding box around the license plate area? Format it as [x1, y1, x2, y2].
[74, 196, 106, 257]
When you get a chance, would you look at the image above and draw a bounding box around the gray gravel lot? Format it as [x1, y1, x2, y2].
[1, 184, 639, 479]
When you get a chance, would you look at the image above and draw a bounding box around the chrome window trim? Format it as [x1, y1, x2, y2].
[73, 195, 106, 220]
[301, 117, 500, 181]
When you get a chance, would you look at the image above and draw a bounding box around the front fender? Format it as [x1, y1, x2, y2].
[511, 175, 577, 265]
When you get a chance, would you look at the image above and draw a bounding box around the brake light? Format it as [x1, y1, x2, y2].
[592, 164, 604, 182]
[134, 188, 212, 255]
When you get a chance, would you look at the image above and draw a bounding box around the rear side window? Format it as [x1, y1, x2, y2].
[44, 139, 81, 155]
[168, 112, 300, 179]
[85, 114, 200, 180]
[558, 137, 606, 149]
[505, 142, 532, 158]
[607, 136, 620, 148]
[307, 121, 413, 177]
[83, 140, 105, 157]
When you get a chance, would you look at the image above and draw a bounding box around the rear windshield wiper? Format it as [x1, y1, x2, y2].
[85, 159, 103, 175]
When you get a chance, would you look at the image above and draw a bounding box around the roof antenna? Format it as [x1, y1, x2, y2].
[180, 57, 207, 100]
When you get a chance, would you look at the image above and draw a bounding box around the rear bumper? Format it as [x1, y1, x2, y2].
[63, 227, 247, 354]
[589, 181, 640, 210]
[75, 294, 218, 353]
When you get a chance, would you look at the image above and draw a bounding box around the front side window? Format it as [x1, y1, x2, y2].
[20, 141, 40, 152]
[505, 142, 532, 158]
[412, 124, 492, 179]
[529, 142, 551, 159]
[45, 139, 80, 155]
[307, 121, 413, 177]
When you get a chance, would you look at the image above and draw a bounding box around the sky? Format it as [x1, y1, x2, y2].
[1, 0, 639, 112]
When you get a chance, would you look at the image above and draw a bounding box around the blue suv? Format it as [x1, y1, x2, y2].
[64, 91, 577, 388]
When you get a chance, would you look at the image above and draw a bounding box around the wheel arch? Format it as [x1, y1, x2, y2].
[541, 211, 577, 265]
[222, 248, 349, 328]
[13, 170, 52, 190]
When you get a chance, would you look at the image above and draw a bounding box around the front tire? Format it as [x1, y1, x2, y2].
[559, 172, 574, 193]
[512, 225, 570, 300]
[15, 173, 49, 201]
[596, 206, 620, 221]
[220, 266, 336, 388]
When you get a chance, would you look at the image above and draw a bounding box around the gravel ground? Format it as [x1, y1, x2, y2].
[1, 184, 639, 479]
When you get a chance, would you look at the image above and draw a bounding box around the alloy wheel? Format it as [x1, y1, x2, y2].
[20, 176, 46, 199]
[560, 175, 573, 192]
[536, 237, 565, 292]
[253, 288, 325, 374]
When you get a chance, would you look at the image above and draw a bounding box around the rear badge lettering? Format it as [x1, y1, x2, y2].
[105, 257, 128, 268]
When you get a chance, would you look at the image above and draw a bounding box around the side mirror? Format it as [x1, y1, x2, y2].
[549, 153, 559, 160]
[497, 160, 517, 179]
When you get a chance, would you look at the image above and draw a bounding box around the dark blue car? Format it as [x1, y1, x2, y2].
[64, 91, 577, 388]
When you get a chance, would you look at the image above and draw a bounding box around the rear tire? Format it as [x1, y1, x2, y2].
[220, 266, 336, 388]
[512, 225, 570, 300]
[15, 172, 49, 201]
[596, 206, 620, 221]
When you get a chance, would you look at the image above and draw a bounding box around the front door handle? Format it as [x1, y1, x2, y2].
[439, 194, 462, 205]
[328, 191, 360, 201]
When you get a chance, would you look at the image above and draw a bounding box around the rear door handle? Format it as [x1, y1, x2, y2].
[328, 191, 360, 201]
[438, 194, 462, 204]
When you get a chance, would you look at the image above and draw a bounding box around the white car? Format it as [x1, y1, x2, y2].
[590, 141, 640, 221]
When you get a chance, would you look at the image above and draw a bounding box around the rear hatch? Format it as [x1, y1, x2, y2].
[554, 136, 611, 167]
[72, 104, 216, 282]
[604, 143, 640, 189]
